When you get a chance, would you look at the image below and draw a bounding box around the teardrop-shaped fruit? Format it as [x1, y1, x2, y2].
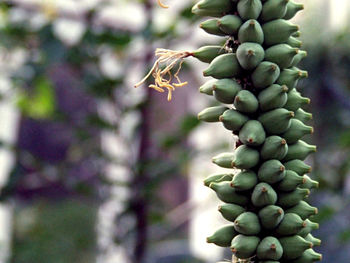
[200, 18, 226, 36]
[261, 0, 289, 22]
[218, 15, 243, 34]
[298, 219, 319, 237]
[289, 248, 322, 263]
[234, 212, 261, 235]
[252, 183, 277, 207]
[261, 136, 288, 160]
[258, 160, 286, 184]
[285, 201, 318, 220]
[259, 205, 284, 229]
[262, 19, 299, 46]
[212, 152, 235, 168]
[207, 224, 238, 247]
[191, 4, 226, 17]
[282, 119, 313, 144]
[238, 19, 264, 44]
[276, 67, 308, 90]
[265, 44, 299, 69]
[232, 145, 260, 169]
[294, 108, 312, 123]
[199, 79, 216, 95]
[231, 170, 258, 191]
[192, 0, 234, 17]
[252, 62, 280, 89]
[209, 182, 249, 205]
[275, 213, 306, 235]
[277, 170, 304, 191]
[282, 140, 317, 162]
[204, 173, 234, 187]
[284, 1, 304, 20]
[285, 88, 311, 111]
[258, 108, 294, 134]
[218, 203, 246, 222]
[258, 85, 289, 112]
[237, 0, 262, 20]
[203, 53, 242, 79]
[220, 109, 249, 131]
[279, 235, 313, 260]
[239, 120, 266, 146]
[290, 50, 307, 67]
[300, 175, 319, 189]
[284, 159, 312, 176]
[193, 46, 226, 63]
[257, 236, 283, 260]
[236, 42, 265, 70]
[234, 90, 259, 113]
[285, 36, 302, 48]
[277, 188, 310, 207]
[213, 78, 242, 103]
[198, 106, 229, 122]
[304, 234, 321, 247]
[231, 235, 260, 259]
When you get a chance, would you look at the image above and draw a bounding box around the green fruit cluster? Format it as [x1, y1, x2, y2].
[194, 0, 322, 262]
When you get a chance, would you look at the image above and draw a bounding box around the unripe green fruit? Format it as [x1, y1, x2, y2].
[234, 90, 259, 113]
[192, 0, 234, 17]
[237, 0, 263, 20]
[283, 159, 312, 176]
[282, 140, 317, 162]
[265, 44, 299, 69]
[279, 235, 313, 260]
[257, 236, 283, 260]
[260, 136, 288, 160]
[304, 234, 321, 247]
[236, 42, 265, 70]
[199, 79, 216, 95]
[282, 119, 314, 144]
[285, 36, 302, 48]
[288, 248, 322, 263]
[193, 46, 226, 63]
[231, 170, 258, 191]
[284, 1, 304, 20]
[218, 15, 243, 34]
[261, 0, 289, 22]
[218, 203, 246, 222]
[262, 19, 299, 46]
[300, 175, 319, 189]
[285, 201, 318, 220]
[231, 235, 260, 259]
[207, 224, 238, 247]
[191, 4, 225, 17]
[293, 31, 301, 38]
[198, 106, 228, 122]
[209, 182, 249, 205]
[252, 183, 277, 207]
[213, 78, 242, 103]
[277, 170, 304, 191]
[232, 145, 260, 169]
[290, 50, 308, 67]
[252, 61, 280, 89]
[220, 109, 249, 131]
[200, 19, 226, 36]
[203, 53, 242, 79]
[294, 108, 313, 123]
[258, 159, 286, 184]
[276, 67, 308, 90]
[298, 219, 319, 237]
[234, 211, 261, 235]
[239, 120, 266, 146]
[259, 205, 284, 229]
[238, 19, 264, 44]
[204, 173, 234, 187]
[258, 84, 289, 112]
[277, 188, 310, 207]
[275, 213, 306, 236]
[212, 152, 235, 168]
[258, 108, 294, 134]
[285, 88, 311, 111]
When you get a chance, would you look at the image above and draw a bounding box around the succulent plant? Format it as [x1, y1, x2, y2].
[136, 0, 322, 262]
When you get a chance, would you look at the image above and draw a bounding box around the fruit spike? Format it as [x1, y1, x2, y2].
[136, 0, 321, 262]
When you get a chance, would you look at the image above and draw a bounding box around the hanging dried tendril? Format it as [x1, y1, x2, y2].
[157, 0, 169, 8]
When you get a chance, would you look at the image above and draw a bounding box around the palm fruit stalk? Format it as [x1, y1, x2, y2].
[135, 0, 321, 262]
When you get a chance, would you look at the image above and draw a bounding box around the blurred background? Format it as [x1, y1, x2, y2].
[0, 0, 349, 262]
